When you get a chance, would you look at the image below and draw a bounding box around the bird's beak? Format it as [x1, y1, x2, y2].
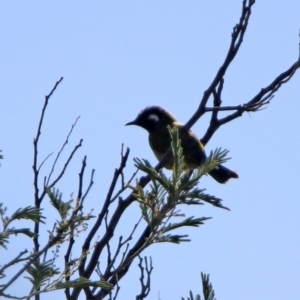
[125, 120, 137, 126]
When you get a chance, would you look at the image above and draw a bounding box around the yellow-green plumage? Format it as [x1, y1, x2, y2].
[149, 121, 205, 170]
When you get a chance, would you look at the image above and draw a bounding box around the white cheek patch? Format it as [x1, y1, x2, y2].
[148, 114, 159, 123]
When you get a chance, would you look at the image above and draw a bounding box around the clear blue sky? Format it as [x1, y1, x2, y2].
[1, 1, 300, 299]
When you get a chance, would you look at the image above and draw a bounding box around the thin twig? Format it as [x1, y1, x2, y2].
[104, 216, 143, 280]
[82, 169, 95, 202]
[0, 250, 28, 274]
[201, 58, 300, 144]
[136, 256, 153, 300]
[38, 152, 54, 172]
[45, 139, 83, 195]
[110, 168, 138, 204]
[46, 116, 81, 187]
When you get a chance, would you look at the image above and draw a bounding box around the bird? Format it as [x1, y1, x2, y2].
[126, 106, 238, 184]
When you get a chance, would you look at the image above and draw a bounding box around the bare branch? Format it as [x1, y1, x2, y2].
[82, 169, 95, 202]
[47, 138, 83, 192]
[32, 77, 63, 253]
[46, 116, 81, 187]
[186, 0, 255, 130]
[136, 256, 153, 300]
[201, 58, 300, 144]
[33, 77, 64, 206]
[73, 146, 130, 299]
[103, 216, 143, 281]
[0, 250, 28, 274]
[38, 152, 54, 173]
[109, 168, 138, 204]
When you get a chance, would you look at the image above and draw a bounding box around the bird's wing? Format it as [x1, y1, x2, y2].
[175, 123, 207, 167]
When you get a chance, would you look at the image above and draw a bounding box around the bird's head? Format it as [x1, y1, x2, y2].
[125, 106, 176, 133]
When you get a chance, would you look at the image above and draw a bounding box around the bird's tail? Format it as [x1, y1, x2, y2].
[208, 165, 238, 184]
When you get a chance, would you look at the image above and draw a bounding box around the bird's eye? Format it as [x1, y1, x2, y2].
[147, 114, 159, 123]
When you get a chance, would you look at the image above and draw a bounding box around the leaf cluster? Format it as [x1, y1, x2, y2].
[47, 188, 95, 243]
[132, 126, 228, 245]
[181, 272, 216, 300]
[0, 187, 98, 298]
[0, 204, 45, 249]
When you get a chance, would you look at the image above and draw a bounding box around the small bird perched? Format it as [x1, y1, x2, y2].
[126, 106, 238, 184]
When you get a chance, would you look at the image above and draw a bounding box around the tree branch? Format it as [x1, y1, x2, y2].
[68, 1, 300, 299]
[32, 77, 63, 253]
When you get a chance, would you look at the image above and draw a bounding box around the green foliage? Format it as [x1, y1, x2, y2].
[10, 206, 45, 224]
[182, 292, 201, 300]
[132, 126, 228, 244]
[0, 188, 96, 297]
[201, 273, 216, 300]
[47, 187, 72, 220]
[55, 277, 113, 290]
[181, 272, 216, 300]
[25, 260, 60, 290]
[47, 187, 95, 243]
[0, 204, 45, 249]
[1, 125, 227, 298]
